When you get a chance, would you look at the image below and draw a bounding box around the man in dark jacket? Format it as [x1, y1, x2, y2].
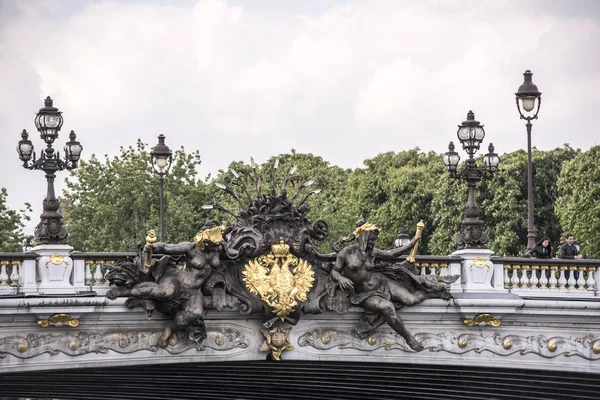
[558, 234, 582, 260]
[558, 234, 582, 282]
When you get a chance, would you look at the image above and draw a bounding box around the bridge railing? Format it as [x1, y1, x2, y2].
[69, 252, 136, 295]
[0, 252, 38, 296]
[491, 256, 600, 297]
[411, 255, 460, 277]
[1, 249, 599, 298]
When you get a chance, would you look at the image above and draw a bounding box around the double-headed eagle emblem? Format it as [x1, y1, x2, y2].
[243, 238, 315, 320]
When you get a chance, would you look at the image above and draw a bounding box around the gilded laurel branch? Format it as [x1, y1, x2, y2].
[242, 238, 315, 320]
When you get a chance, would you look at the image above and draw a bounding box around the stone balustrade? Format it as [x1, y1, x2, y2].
[493, 257, 600, 297]
[3, 250, 600, 298]
[0, 252, 38, 296]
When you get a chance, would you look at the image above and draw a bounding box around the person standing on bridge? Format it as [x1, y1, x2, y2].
[558, 234, 583, 282]
[525, 238, 553, 259]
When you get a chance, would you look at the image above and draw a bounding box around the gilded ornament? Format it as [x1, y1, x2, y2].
[320, 332, 332, 345]
[243, 238, 315, 320]
[503, 338, 512, 350]
[367, 337, 377, 346]
[144, 230, 157, 267]
[17, 341, 28, 353]
[353, 222, 379, 237]
[470, 257, 490, 271]
[458, 337, 468, 349]
[38, 313, 80, 328]
[592, 340, 600, 354]
[215, 336, 225, 346]
[406, 220, 424, 263]
[69, 338, 81, 351]
[46, 253, 68, 268]
[547, 339, 558, 352]
[194, 225, 225, 248]
[463, 313, 501, 327]
[259, 327, 293, 361]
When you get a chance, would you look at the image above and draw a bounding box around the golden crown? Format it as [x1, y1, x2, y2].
[271, 238, 290, 257]
[353, 222, 379, 237]
[194, 225, 225, 246]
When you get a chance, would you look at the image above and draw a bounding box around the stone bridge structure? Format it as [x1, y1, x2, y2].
[0, 247, 598, 399]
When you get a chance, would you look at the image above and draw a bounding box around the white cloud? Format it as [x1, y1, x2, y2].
[1, 0, 599, 234]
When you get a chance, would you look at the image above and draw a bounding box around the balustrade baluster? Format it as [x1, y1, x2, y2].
[504, 266, 510, 288]
[567, 266, 577, 289]
[435, 264, 445, 276]
[0, 261, 9, 286]
[587, 267, 596, 291]
[84, 260, 94, 286]
[510, 266, 520, 288]
[558, 267, 567, 289]
[103, 261, 113, 284]
[93, 261, 104, 285]
[530, 266, 539, 288]
[576, 266, 586, 290]
[549, 266, 558, 289]
[10, 262, 19, 287]
[521, 265, 531, 288]
[539, 266, 549, 289]
[428, 264, 434, 276]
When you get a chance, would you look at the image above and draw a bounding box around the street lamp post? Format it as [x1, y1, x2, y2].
[515, 70, 542, 250]
[16, 97, 83, 245]
[443, 111, 500, 249]
[150, 134, 173, 243]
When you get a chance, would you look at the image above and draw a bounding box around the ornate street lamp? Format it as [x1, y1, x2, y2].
[394, 226, 411, 248]
[150, 134, 173, 242]
[443, 111, 500, 249]
[515, 70, 542, 250]
[17, 97, 82, 245]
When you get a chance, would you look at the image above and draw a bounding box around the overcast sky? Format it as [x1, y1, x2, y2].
[1, 0, 599, 235]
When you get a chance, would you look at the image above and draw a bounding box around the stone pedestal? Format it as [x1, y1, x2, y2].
[453, 248, 505, 293]
[32, 244, 75, 295]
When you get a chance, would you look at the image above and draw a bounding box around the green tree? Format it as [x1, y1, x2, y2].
[63, 140, 212, 252]
[0, 188, 31, 252]
[347, 149, 444, 253]
[556, 146, 600, 259]
[211, 152, 354, 252]
[429, 171, 465, 256]
[479, 146, 578, 256]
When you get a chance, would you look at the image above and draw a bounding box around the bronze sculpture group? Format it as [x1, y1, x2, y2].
[106, 164, 458, 355]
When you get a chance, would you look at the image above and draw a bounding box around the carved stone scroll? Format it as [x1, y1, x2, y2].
[297, 329, 600, 360]
[0, 325, 251, 360]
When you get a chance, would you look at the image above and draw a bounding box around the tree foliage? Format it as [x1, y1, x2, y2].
[0, 188, 31, 252]
[63, 140, 212, 252]
[57, 140, 596, 258]
[347, 149, 444, 253]
[479, 145, 579, 256]
[556, 145, 600, 259]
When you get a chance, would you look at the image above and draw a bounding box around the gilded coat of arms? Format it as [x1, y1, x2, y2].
[243, 238, 315, 320]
